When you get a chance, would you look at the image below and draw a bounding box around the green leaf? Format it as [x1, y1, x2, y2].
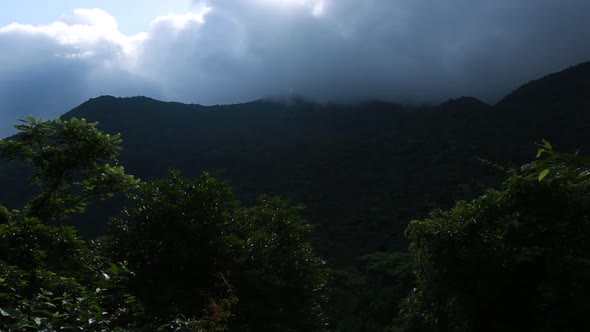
[538, 169, 550, 182]
[542, 139, 553, 150]
[109, 262, 120, 275]
[33, 309, 52, 316]
[0, 307, 17, 318]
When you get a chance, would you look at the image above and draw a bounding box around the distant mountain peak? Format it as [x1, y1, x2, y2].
[439, 96, 489, 109]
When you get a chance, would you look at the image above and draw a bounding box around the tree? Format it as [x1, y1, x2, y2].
[103, 171, 240, 321]
[0, 116, 139, 221]
[403, 146, 590, 331]
[102, 172, 329, 331]
[230, 195, 328, 331]
[326, 252, 414, 332]
[0, 117, 143, 331]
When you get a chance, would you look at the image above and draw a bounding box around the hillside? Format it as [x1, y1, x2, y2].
[1, 61, 589, 265]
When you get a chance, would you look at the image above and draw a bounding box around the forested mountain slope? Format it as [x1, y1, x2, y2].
[1, 62, 589, 265]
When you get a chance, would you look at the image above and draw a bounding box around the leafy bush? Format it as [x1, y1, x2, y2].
[404, 146, 590, 331]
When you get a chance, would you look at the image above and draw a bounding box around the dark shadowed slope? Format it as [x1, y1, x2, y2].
[495, 61, 590, 152]
[497, 61, 590, 109]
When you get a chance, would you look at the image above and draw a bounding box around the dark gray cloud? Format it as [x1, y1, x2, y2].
[1, 1, 590, 136]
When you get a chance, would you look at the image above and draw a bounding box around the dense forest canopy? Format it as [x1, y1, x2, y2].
[0, 61, 589, 331]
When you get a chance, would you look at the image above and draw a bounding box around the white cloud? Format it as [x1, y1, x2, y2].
[0, 5, 217, 134]
[2, 9, 123, 56]
[252, 0, 326, 15]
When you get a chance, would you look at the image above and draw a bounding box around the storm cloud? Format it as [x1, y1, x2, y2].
[1, 0, 590, 135]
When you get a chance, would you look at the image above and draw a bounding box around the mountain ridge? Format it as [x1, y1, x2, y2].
[64, 60, 590, 120]
[2, 61, 590, 264]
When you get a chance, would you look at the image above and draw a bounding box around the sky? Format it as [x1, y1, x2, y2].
[1, 0, 590, 136]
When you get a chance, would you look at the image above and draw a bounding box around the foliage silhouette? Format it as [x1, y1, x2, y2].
[404, 147, 590, 331]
